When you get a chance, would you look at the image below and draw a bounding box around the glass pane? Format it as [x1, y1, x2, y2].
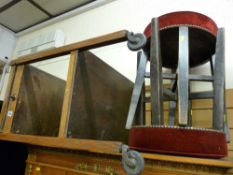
[67, 42, 134, 143]
[11, 55, 70, 136]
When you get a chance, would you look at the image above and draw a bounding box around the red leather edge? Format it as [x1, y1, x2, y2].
[144, 11, 218, 37]
[129, 127, 227, 158]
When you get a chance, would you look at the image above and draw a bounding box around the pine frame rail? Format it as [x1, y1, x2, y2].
[10, 30, 128, 65]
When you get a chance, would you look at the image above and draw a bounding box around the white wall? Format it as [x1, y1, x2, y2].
[0, 26, 16, 60]
[30, 55, 70, 81]
[0, 25, 16, 100]
[13, 0, 233, 92]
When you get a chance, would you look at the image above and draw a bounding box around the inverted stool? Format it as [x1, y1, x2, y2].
[125, 11, 229, 158]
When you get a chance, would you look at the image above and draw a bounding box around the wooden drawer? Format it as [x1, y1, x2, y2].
[25, 148, 125, 175]
[25, 163, 94, 175]
[25, 148, 233, 175]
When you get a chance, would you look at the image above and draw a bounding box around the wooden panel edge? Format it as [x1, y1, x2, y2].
[0, 133, 121, 155]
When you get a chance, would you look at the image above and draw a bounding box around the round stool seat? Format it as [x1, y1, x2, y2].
[129, 126, 227, 158]
[144, 11, 218, 68]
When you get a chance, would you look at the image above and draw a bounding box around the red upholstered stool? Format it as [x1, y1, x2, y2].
[126, 11, 228, 158]
[129, 126, 227, 158]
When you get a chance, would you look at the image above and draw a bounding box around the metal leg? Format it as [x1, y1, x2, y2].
[169, 101, 176, 125]
[213, 28, 225, 131]
[211, 49, 229, 140]
[223, 64, 230, 142]
[187, 80, 192, 127]
[150, 18, 163, 125]
[187, 100, 192, 127]
[126, 51, 148, 129]
[224, 98, 230, 142]
[135, 52, 145, 125]
[168, 70, 177, 126]
[210, 55, 215, 76]
[177, 26, 189, 126]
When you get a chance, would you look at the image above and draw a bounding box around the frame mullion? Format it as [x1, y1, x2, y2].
[3, 65, 25, 133]
[0, 66, 16, 130]
[58, 51, 78, 138]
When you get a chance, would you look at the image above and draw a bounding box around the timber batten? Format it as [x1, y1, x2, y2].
[0, 133, 121, 155]
[10, 30, 128, 65]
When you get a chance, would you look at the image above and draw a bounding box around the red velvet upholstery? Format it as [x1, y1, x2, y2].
[143, 11, 218, 68]
[129, 126, 227, 158]
[144, 11, 218, 37]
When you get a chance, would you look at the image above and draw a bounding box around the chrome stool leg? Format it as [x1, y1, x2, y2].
[168, 72, 177, 126]
[135, 52, 145, 126]
[178, 26, 189, 126]
[213, 28, 225, 131]
[126, 51, 148, 129]
[150, 18, 163, 125]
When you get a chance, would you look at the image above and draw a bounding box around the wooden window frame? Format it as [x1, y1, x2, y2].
[0, 30, 127, 154]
